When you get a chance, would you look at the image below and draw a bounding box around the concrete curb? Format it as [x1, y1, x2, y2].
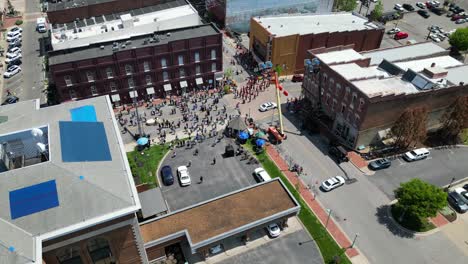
[386, 200, 441, 237]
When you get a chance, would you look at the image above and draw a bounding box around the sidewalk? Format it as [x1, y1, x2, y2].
[265, 144, 363, 260]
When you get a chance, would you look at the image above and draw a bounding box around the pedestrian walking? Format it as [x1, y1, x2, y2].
[187, 160, 192, 167]
[199, 176, 204, 184]
[212, 157, 216, 165]
[172, 151, 177, 158]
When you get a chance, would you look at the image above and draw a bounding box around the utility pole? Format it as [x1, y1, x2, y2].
[273, 71, 284, 134]
[132, 86, 143, 138]
[325, 209, 332, 229]
[350, 233, 359, 248]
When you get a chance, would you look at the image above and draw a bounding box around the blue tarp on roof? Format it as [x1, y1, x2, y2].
[70, 105, 97, 122]
[9, 180, 59, 219]
[59, 121, 112, 162]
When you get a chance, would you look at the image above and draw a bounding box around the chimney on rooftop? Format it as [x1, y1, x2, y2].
[431, 63, 436, 67]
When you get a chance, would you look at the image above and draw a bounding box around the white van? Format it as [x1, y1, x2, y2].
[36, 17, 47, 33]
[403, 148, 430, 161]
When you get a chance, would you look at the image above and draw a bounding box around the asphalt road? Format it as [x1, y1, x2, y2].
[369, 147, 468, 199]
[2, 0, 46, 104]
[217, 230, 323, 264]
[257, 112, 468, 264]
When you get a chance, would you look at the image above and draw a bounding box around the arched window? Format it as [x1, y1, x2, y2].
[87, 237, 114, 264]
[56, 246, 82, 264]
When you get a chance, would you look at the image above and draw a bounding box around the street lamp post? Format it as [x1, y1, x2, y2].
[350, 233, 359, 248]
[325, 209, 332, 229]
[446, 177, 456, 191]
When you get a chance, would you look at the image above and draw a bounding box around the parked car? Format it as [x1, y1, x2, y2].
[6, 31, 21, 42]
[429, 33, 442, 42]
[416, 2, 425, 9]
[447, 191, 468, 213]
[253, 167, 272, 182]
[6, 47, 21, 55]
[3, 65, 21, 78]
[259, 102, 277, 112]
[394, 4, 404, 11]
[368, 158, 391, 170]
[455, 18, 466, 24]
[418, 10, 430, 18]
[291, 74, 304, 82]
[463, 184, 468, 191]
[451, 14, 463, 21]
[160, 165, 174, 186]
[1, 96, 19, 105]
[177, 165, 191, 186]
[394, 31, 409, 40]
[403, 4, 415, 11]
[321, 176, 345, 192]
[403, 148, 430, 161]
[8, 38, 22, 49]
[387, 27, 401, 34]
[431, 7, 446, 16]
[266, 223, 281, 238]
[8, 26, 22, 34]
[446, 11, 453, 17]
[454, 187, 468, 202]
[5, 53, 22, 64]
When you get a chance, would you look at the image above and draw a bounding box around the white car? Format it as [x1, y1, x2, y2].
[6, 31, 21, 42]
[3, 65, 21, 78]
[254, 167, 271, 182]
[454, 187, 468, 202]
[416, 2, 425, 9]
[394, 4, 404, 11]
[259, 102, 277, 112]
[387, 28, 401, 34]
[177, 165, 191, 186]
[266, 223, 281, 238]
[8, 26, 22, 34]
[7, 47, 21, 55]
[321, 176, 345, 192]
[431, 0, 440, 7]
[5, 53, 22, 64]
[403, 148, 430, 161]
[429, 33, 441, 42]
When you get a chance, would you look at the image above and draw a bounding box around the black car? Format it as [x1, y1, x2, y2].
[418, 10, 430, 18]
[1, 96, 19, 105]
[160, 165, 174, 186]
[463, 184, 468, 191]
[447, 192, 468, 213]
[431, 7, 446, 16]
[368, 158, 391, 170]
[402, 4, 414, 11]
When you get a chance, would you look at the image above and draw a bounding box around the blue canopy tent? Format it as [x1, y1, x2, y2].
[237, 131, 249, 144]
[137, 137, 149, 146]
[255, 138, 266, 148]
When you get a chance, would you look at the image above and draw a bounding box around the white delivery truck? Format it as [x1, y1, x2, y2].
[36, 17, 47, 33]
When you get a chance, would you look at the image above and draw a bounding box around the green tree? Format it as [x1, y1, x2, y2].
[390, 107, 428, 149]
[449, 28, 468, 61]
[439, 96, 468, 143]
[394, 179, 447, 220]
[335, 0, 358, 12]
[370, 0, 383, 21]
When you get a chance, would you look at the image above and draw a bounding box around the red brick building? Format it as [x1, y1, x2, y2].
[46, 0, 176, 24]
[48, 24, 223, 105]
[302, 43, 468, 149]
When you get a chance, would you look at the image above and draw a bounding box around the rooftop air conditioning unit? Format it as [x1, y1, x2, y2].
[126, 40, 131, 45]
[100, 45, 105, 49]
[121, 44, 126, 48]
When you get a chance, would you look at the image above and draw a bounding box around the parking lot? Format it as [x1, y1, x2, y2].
[368, 147, 468, 199]
[159, 137, 259, 212]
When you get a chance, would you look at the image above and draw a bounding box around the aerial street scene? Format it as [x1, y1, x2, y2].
[1, 0, 468, 263]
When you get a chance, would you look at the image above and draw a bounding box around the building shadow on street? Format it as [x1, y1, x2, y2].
[375, 205, 414, 239]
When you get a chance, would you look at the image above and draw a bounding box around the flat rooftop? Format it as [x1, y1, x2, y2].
[49, 23, 219, 65]
[47, 0, 116, 12]
[51, 0, 201, 51]
[140, 179, 299, 249]
[361, 42, 446, 66]
[0, 96, 139, 263]
[316, 49, 364, 65]
[253, 12, 381, 37]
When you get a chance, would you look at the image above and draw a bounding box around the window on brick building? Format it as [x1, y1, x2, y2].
[346, 111, 351, 121]
[64, 75, 72, 86]
[350, 93, 357, 108]
[195, 65, 201, 75]
[341, 103, 346, 114]
[143, 61, 151, 72]
[125, 64, 133, 75]
[161, 58, 167, 68]
[109, 81, 117, 92]
[344, 87, 350, 101]
[163, 71, 169, 81]
[145, 75, 152, 85]
[354, 114, 360, 126]
[326, 93, 331, 105]
[128, 78, 135, 88]
[56, 246, 82, 264]
[106, 67, 113, 79]
[358, 98, 365, 112]
[331, 99, 337, 111]
[211, 49, 216, 59]
[178, 55, 184, 65]
[90, 85, 98, 96]
[336, 84, 342, 95]
[194, 52, 200, 62]
[211, 62, 216, 72]
[69, 89, 77, 99]
[179, 68, 185, 78]
[322, 73, 328, 85]
[329, 78, 334, 89]
[86, 71, 95, 82]
[87, 237, 113, 264]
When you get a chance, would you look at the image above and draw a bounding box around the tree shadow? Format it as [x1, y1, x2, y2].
[375, 205, 414, 239]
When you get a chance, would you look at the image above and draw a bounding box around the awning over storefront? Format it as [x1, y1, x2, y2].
[129, 91, 138, 98]
[146, 87, 155, 95]
[196, 78, 203, 85]
[163, 83, 172, 91]
[110, 94, 120, 102]
[180, 81, 188, 88]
